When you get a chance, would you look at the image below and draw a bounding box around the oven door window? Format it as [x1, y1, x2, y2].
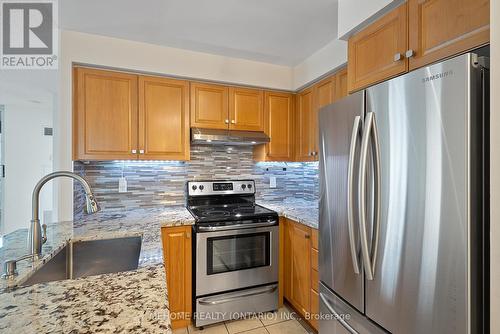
[206, 232, 270, 275]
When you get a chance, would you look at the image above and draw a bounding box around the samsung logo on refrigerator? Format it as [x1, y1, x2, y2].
[422, 70, 454, 83]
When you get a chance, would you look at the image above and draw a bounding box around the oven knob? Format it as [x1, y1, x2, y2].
[192, 185, 197, 191]
[199, 185, 204, 191]
[241, 184, 246, 189]
[247, 184, 253, 189]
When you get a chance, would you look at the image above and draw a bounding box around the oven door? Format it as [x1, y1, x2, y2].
[196, 224, 279, 296]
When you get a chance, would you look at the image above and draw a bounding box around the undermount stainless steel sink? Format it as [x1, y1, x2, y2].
[20, 236, 142, 287]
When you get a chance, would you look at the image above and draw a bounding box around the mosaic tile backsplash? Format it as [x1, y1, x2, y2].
[74, 145, 319, 216]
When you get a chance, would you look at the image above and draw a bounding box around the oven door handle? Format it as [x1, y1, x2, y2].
[198, 285, 278, 305]
[197, 220, 277, 232]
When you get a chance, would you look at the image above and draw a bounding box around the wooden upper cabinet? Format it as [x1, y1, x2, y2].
[348, 3, 408, 93]
[335, 67, 348, 101]
[161, 226, 192, 329]
[408, 0, 490, 70]
[312, 76, 335, 157]
[229, 87, 264, 131]
[73, 68, 138, 160]
[190, 82, 229, 129]
[262, 92, 294, 161]
[296, 88, 315, 161]
[138, 76, 190, 160]
[314, 76, 335, 109]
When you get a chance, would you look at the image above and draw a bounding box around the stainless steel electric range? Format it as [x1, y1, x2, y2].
[186, 180, 279, 328]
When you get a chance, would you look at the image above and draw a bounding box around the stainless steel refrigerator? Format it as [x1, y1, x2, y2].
[318, 52, 489, 334]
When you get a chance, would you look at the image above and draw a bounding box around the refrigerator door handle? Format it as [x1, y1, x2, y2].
[320, 292, 358, 334]
[347, 115, 362, 275]
[371, 111, 381, 278]
[358, 112, 381, 281]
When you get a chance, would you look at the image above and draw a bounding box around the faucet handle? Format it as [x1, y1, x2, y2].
[2, 260, 18, 279]
[42, 224, 47, 244]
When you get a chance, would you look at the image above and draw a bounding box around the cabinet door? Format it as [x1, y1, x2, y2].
[161, 226, 192, 329]
[312, 76, 335, 159]
[139, 76, 190, 160]
[73, 68, 138, 160]
[229, 87, 264, 131]
[190, 82, 229, 129]
[347, 3, 408, 92]
[265, 91, 294, 161]
[310, 289, 319, 330]
[284, 219, 292, 301]
[314, 76, 335, 109]
[296, 88, 315, 161]
[408, 0, 489, 70]
[290, 221, 312, 316]
[335, 67, 348, 102]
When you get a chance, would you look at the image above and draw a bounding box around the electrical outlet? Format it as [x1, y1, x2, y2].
[118, 177, 128, 193]
[270, 176, 277, 188]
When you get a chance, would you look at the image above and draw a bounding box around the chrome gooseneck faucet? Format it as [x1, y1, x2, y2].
[3, 171, 100, 279]
[29, 171, 100, 255]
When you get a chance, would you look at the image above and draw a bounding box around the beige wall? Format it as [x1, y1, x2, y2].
[337, 0, 404, 39]
[491, 0, 499, 332]
[293, 39, 347, 89]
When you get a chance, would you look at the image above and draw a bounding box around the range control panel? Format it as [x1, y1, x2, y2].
[187, 180, 255, 196]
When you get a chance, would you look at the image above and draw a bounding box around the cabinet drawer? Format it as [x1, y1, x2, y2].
[311, 229, 318, 250]
[311, 269, 319, 293]
[311, 248, 318, 271]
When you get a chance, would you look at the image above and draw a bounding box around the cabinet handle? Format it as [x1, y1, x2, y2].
[393, 53, 402, 61]
[139, 149, 145, 154]
[405, 49, 415, 58]
[225, 119, 229, 124]
[231, 120, 236, 124]
[305, 234, 311, 239]
[131, 149, 137, 154]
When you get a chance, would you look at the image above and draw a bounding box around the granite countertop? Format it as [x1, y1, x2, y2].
[0, 206, 194, 334]
[258, 198, 319, 229]
[0, 200, 316, 333]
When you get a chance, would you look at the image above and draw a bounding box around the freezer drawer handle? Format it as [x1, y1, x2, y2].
[198, 285, 278, 306]
[347, 115, 362, 275]
[358, 112, 381, 281]
[319, 292, 358, 334]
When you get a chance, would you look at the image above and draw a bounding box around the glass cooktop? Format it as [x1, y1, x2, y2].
[188, 203, 276, 223]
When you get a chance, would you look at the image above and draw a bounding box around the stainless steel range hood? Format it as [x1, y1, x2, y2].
[191, 128, 270, 146]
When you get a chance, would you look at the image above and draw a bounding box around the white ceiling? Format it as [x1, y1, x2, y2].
[60, 0, 339, 66]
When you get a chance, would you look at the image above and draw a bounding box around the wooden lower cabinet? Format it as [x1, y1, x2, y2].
[310, 229, 319, 331]
[283, 218, 319, 331]
[290, 222, 311, 315]
[161, 226, 192, 329]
